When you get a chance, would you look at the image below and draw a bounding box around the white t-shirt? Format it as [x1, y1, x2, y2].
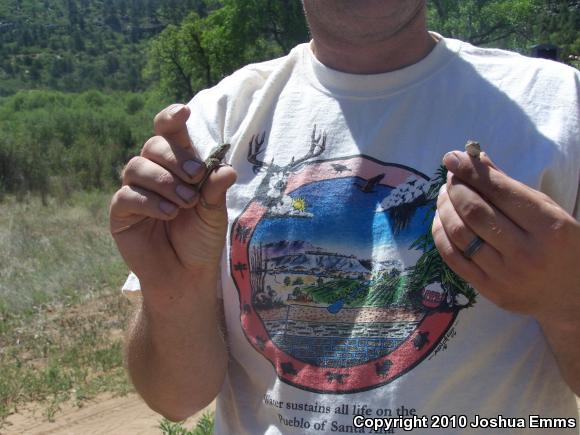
[123, 35, 580, 434]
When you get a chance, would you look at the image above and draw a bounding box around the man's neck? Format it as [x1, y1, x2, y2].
[309, 8, 437, 75]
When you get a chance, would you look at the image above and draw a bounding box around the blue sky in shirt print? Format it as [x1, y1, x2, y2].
[250, 176, 432, 261]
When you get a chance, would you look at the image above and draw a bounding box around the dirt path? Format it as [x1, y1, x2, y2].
[1, 394, 215, 435]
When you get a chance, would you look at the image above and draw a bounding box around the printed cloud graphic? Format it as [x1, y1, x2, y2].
[376, 176, 432, 212]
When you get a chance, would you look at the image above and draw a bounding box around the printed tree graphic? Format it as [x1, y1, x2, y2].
[386, 166, 477, 309]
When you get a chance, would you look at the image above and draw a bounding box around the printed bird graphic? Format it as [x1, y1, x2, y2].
[331, 163, 351, 174]
[355, 173, 385, 193]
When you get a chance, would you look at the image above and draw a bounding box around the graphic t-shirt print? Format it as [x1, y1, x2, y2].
[230, 126, 476, 393]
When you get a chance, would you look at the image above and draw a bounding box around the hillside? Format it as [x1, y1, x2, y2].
[1, 0, 577, 98]
[0, 0, 207, 95]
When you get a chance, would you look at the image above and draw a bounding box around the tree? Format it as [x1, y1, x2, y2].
[533, 0, 580, 66]
[404, 167, 477, 309]
[428, 0, 538, 49]
[146, 20, 199, 100]
[147, 0, 308, 101]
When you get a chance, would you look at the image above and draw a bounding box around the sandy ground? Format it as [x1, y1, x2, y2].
[2, 395, 578, 434]
[1, 394, 215, 435]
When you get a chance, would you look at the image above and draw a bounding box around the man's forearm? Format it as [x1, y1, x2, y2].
[125, 278, 228, 422]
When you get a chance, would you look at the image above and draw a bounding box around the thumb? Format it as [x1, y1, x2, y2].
[154, 104, 193, 151]
[168, 165, 237, 268]
[185, 165, 238, 222]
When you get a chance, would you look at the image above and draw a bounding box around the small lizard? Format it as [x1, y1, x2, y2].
[195, 143, 231, 192]
[465, 140, 482, 160]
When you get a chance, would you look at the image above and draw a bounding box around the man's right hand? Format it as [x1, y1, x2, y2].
[109, 103, 237, 309]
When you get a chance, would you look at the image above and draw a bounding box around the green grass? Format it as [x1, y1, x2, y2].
[0, 291, 134, 422]
[0, 192, 133, 425]
[160, 412, 215, 435]
[0, 191, 217, 432]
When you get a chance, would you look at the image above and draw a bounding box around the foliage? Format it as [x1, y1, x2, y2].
[146, 0, 308, 101]
[427, 0, 538, 50]
[1, 0, 577, 100]
[0, 89, 171, 198]
[160, 412, 215, 435]
[428, 0, 580, 64]
[0, 0, 208, 95]
[532, 0, 580, 65]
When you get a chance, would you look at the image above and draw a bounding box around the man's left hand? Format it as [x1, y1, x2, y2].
[433, 150, 580, 325]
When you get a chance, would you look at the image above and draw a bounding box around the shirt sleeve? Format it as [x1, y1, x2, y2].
[121, 271, 142, 300]
[121, 268, 224, 300]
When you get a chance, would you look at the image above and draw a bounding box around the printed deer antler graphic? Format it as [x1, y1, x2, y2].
[247, 125, 327, 215]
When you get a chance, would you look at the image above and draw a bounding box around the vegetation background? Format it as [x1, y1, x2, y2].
[0, 0, 578, 432]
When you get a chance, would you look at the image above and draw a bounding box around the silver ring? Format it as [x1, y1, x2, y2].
[463, 236, 485, 259]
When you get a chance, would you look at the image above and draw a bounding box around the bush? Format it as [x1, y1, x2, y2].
[0, 90, 171, 200]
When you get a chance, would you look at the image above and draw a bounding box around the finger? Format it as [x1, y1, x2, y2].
[195, 165, 237, 219]
[443, 174, 529, 255]
[109, 185, 179, 233]
[480, 152, 537, 193]
[479, 152, 505, 174]
[432, 211, 488, 287]
[442, 150, 555, 232]
[122, 156, 199, 209]
[154, 104, 194, 151]
[140, 135, 206, 184]
[437, 186, 504, 272]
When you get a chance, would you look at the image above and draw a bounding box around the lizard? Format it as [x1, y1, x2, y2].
[465, 140, 482, 160]
[195, 143, 231, 193]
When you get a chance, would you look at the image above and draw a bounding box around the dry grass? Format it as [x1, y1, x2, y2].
[0, 191, 127, 314]
[0, 192, 132, 425]
[0, 192, 215, 433]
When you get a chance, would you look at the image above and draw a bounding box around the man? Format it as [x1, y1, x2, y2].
[110, 1, 580, 433]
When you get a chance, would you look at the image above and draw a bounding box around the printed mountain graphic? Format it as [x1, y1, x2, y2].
[266, 252, 370, 274]
[262, 240, 321, 257]
[360, 258, 403, 273]
[260, 240, 403, 275]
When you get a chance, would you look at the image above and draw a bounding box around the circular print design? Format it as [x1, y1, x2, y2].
[230, 154, 475, 394]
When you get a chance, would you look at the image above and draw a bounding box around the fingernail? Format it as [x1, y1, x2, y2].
[160, 201, 177, 215]
[439, 184, 447, 194]
[168, 104, 185, 116]
[443, 152, 460, 172]
[182, 160, 203, 177]
[176, 185, 197, 202]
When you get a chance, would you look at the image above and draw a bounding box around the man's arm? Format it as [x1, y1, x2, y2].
[126, 270, 228, 421]
[110, 104, 237, 420]
[433, 150, 580, 395]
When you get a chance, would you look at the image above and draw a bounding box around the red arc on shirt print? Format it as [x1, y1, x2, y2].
[230, 145, 475, 394]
